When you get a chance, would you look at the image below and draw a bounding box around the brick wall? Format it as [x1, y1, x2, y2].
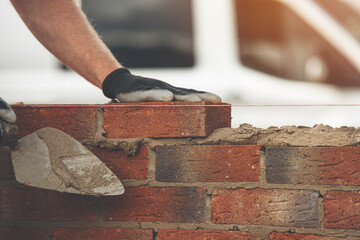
[1, 103, 360, 240]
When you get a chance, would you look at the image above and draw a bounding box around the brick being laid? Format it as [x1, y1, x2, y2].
[103, 101, 231, 138]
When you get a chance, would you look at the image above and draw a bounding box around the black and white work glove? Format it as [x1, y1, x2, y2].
[0, 97, 17, 142]
[102, 68, 221, 102]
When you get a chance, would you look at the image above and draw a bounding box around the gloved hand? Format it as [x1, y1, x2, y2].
[0, 97, 16, 124]
[0, 97, 17, 143]
[102, 68, 221, 102]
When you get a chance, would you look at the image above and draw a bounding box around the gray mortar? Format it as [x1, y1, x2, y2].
[83, 123, 360, 156]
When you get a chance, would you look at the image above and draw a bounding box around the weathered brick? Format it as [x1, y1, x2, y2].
[157, 229, 259, 240]
[104, 187, 206, 223]
[0, 186, 97, 221]
[0, 147, 15, 179]
[156, 145, 259, 182]
[12, 105, 98, 139]
[88, 145, 148, 180]
[53, 228, 153, 240]
[0, 228, 47, 240]
[212, 188, 319, 227]
[103, 102, 231, 138]
[324, 191, 360, 230]
[266, 147, 360, 186]
[270, 232, 345, 239]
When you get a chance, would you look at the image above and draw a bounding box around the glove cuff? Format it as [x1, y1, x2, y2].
[102, 68, 131, 99]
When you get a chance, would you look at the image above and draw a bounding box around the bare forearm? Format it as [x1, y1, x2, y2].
[10, 0, 121, 88]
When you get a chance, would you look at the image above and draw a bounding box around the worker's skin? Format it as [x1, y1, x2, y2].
[10, 0, 120, 88]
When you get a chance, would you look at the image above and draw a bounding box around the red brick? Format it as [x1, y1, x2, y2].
[88, 145, 148, 180]
[103, 102, 231, 138]
[156, 145, 259, 182]
[0, 186, 98, 221]
[158, 229, 259, 240]
[0, 147, 15, 179]
[324, 191, 360, 230]
[12, 105, 98, 139]
[53, 228, 153, 240]
[266, 147, 360, 186]
[104, 187, 206, 223]
[270, 232, 345, 240]
[0, 228, 47, 240]
[212, 188, 319, 227]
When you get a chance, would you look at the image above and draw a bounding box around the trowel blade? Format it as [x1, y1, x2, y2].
[10, 127, 124, 196]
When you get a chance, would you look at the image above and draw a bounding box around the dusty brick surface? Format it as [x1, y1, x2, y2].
[53, 228, 153, 240]
[104, 187, 206, 223]
[0, 186, 98, 221]
[0, 228, 47, 240]
[12, 105, 98, 139]
[0, 147, 15, 179]
[212, 188, 319, 227]
[266, 147, 360, 186]
[270, 232, 345, 239]
[88, 145, 148, 180]
[324, 191, 360, 230]
[156, 145, 259, 182]
[157, 229, 259, 240]
[103, 102, 231, 138]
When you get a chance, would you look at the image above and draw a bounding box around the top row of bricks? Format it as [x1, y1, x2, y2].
[12, 102, 231, 139]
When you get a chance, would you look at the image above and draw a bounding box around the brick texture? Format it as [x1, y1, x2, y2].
[53, 228, 153, 240]
[157, 229, 259, 240]
[0, 186, 98, 221]
[156, 145, 259, 182]
[104, 187, 206, 223]
[12, 105, 98, 139]
[212, 188, 319, 227]
[324, 191, 360, 230]
[0, 228, 47, 240]
[270, 232, 345, 239]
[103, 102, 231, 138]
[266, 147, 360, 186]
[0, 147, 15, 179]
[88, 145, 148, 180]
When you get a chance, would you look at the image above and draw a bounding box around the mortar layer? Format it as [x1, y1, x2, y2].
[85, 124, 360, 156]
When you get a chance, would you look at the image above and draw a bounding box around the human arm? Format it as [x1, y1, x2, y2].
[10, 0, 221, 102]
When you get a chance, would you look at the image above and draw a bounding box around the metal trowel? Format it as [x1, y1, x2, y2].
[9, 127, 124, 196]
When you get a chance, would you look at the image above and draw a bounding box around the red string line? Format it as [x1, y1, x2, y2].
[14, 104, 360, 108]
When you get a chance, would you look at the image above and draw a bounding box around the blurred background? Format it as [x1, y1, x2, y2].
[1, 0, 360, 128]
